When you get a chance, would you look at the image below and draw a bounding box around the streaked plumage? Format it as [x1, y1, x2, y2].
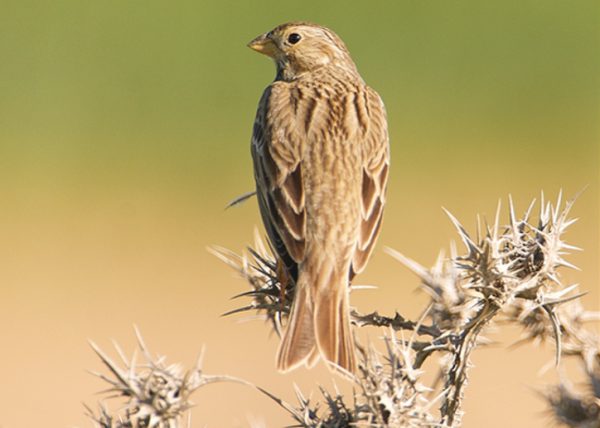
[248, 22, 389, 373]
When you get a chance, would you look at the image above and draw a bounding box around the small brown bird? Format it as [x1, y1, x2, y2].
[248, 22, 389, 373]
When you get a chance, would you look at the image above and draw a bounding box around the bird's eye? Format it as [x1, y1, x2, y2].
[287, 33, 301, 44]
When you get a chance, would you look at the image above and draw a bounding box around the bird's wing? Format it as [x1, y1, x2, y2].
[351, 87, 390, 277]
[252, 83, 306, 273]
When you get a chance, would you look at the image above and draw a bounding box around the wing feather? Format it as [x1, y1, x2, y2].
[252, 84, 306, 270]
[351, 87, 390, 277]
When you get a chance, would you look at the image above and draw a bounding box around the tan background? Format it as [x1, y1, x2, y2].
[0, 1, 598, 426]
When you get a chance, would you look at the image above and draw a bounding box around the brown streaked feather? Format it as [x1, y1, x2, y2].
[276, 277, 315, 371]
[351, 87, 390, 278]
[361, 169, 378, 216]
[272, 188, 304, 240]
[252, 83, 307, 267]
[360, 198, 384, 247]
[256, 190, 300, 277]
[313, 270, 357, 374]
[280, 165, 304, 214]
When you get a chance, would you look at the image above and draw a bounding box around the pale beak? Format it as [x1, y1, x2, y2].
[247, 33, 277, 57]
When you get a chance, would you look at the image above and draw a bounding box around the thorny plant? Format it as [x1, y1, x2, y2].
[253, 335, 440, 428]
[87, 193, 598, 427]
[211, 192, 599, 427]
[86, 328, 242, 428]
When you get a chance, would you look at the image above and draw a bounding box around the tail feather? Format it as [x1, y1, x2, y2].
[277, 262, 357, 374]
[314, 281, 356, 373]
[276, 280, 316, 372]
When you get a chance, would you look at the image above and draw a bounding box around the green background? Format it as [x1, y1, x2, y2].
[0, 1, 598, 426]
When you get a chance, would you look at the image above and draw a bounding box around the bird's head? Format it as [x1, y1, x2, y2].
[248, 22, 358, 81]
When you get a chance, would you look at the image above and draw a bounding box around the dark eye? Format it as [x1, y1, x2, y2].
[287, 33, 301, 44]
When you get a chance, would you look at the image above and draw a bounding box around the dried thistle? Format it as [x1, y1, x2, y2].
[209, 229, 294, 334]
[353, 333, 440, 427]
[257, 384, 355, 428]
[258, 335, 437, 428]
[213, 192, 592, 427]
[381, 193, 584, 425]
[87, 328, 239, 428]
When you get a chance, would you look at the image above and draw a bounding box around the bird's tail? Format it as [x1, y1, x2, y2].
[276, 262, 356, 374]
[276, 272, 317, 372]
[313, 268, 356, 374]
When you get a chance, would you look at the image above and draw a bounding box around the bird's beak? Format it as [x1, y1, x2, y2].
[247, 33, 277, 57]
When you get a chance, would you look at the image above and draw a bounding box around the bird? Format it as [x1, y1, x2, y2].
[248, 22, 389, 374]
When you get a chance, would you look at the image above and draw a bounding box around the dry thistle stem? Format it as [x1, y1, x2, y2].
[87, 328, 239, 428]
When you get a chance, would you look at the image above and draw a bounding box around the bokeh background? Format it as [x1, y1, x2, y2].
[0, 1, 598, 426]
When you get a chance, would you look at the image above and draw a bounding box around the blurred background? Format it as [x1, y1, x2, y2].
[0, 1, 598, 426]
